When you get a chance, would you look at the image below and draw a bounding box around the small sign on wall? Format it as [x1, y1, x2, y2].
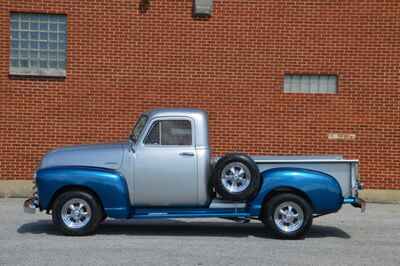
[328, 133, 356, 141]
[193, 0, 213, 17]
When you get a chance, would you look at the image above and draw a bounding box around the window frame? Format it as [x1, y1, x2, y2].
[130, 115, 148, 143]
[142, 117, 195, 147]
[9, 12, 67, 77]
[143, 120, 162, 145]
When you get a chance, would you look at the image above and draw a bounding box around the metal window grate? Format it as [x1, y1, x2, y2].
[10, 13, 67, 77]
[284, 75, 337, 93]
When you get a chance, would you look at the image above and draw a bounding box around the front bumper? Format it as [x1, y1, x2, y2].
[24, 174, 39, 214]
[24, 193, 39, 214]
[24, 198, 37, 214]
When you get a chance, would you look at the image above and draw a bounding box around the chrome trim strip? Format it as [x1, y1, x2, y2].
[254, 159, 359, 163]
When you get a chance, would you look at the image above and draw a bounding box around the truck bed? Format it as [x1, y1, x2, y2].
[250, 155, 358, 198]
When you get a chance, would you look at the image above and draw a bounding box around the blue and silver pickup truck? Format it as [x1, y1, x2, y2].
[24, 108, 365, 239]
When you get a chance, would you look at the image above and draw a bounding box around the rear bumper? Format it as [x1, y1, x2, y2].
[343, 197, 366, 213]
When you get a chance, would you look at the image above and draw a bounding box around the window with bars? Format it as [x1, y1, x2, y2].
[10, 13, 67, 77]
[284, 75, 337, 94]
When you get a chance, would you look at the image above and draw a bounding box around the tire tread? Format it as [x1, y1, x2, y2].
[263, 193, 313, 239]
[52, 190, 103, 236]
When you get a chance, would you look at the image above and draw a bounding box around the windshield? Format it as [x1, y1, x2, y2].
[130, 115, 148, 143]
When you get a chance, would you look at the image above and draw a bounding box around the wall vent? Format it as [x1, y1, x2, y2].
[193, 0, 213, 17]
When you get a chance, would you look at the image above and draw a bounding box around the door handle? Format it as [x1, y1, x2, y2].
[179, 152, 194, 157]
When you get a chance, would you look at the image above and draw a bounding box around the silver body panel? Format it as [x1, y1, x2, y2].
[133, 145, 199, 206]
[40, 143, 126, 170]
[196, 147, 212, 206]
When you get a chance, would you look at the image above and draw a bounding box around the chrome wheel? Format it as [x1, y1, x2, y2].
[273, 201, 304, 233]
[61, 198, 92, 229]
[221, 162, 251, 193]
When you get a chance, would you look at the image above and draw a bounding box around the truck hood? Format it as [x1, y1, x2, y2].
[40, 142, 127, 170]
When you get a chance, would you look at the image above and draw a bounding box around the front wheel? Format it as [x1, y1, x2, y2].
[263, 193, 313, 239]
[52, 191, 103, 236]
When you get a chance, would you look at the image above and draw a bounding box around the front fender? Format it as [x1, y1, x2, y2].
[36, 166, 131, 218]
[249, 167, 343, 216]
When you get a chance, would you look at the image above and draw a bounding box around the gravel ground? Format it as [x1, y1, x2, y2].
[0, 198, 399, 266]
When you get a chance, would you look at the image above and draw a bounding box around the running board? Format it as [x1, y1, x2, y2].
[132, 208, 251, 219]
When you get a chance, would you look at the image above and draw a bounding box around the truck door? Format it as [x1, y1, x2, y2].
[134, 118, 198, 207]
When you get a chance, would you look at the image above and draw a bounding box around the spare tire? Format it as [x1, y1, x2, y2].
[213, 153, 261, 202]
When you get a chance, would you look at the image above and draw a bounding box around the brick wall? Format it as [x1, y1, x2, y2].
[0, 0, 399, 189]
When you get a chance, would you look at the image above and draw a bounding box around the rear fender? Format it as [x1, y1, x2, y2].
[248, 167, 343, 216]
[36, 166, 131, 218]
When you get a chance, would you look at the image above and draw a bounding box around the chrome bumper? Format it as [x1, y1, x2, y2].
[351, 198, 366, 213]
[23, 196, 39, 214]
[343, 197, 366, 213]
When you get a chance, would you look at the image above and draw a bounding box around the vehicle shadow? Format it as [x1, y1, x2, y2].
[18, 219, 351, 239]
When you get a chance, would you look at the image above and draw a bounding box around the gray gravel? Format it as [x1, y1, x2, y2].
[0, 198, 399, 266]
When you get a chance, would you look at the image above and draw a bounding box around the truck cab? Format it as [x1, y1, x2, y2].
[127, 109, 211, 207]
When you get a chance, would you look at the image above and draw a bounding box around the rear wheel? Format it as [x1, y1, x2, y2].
[52, 191, 103, 236]
[263, 193, 313, 239]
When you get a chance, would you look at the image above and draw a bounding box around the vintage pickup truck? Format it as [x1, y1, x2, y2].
[24, 108, 365, 239]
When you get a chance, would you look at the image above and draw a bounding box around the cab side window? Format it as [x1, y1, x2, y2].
[144, 120, 192, 146]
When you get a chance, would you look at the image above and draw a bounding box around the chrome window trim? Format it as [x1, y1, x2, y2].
[141, 117, 195, 147]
